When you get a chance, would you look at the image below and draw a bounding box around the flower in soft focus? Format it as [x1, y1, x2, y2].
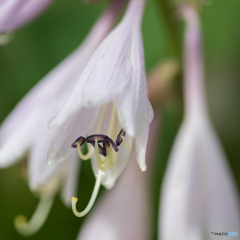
[0, 0, 53, 33]
[0, 1, 122, 235]
[159, 5, 240, 240]
[77, 113, 160, 240]
[47, 0, 153, 217]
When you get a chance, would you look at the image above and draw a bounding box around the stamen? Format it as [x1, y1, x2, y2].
[87, 134, 118, 153]
[115, 128, 132, 151]
[122, 136, 132, 151]
[90, 142, 107, 157]
[86, 134, 109, 143]
[14, 192, 54, 236]
[95, 139, 108, 171]
[71, 170, 102, 217]
[77, 143, 95, 161]
[116, 128, 126, 146]
[108, 146, 115, 167]
[111, 112, 120, 166]
[71, 136, 85, 148]
[105, 138, 118, 152]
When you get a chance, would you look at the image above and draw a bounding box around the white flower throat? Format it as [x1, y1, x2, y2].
[71, 102, 132, 217]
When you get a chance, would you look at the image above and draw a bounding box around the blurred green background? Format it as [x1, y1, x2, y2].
[0, 0, 240, 239]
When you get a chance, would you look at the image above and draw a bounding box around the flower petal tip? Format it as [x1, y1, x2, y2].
[139, 163, 147, 172]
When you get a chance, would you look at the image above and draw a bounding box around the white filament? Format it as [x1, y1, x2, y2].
[77, 143, 95, 160]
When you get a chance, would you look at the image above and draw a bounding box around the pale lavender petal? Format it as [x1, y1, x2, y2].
[47, 107, 99, 164]
[0, 1, 121, 167]
[28, 115, 80, 208]
[201, 123, 240, 234]
[28, 118, 62, 191]
[160, 119, 203, 240]
[0, 0, 53, 33]
[48, 0, 126, 128]
[135, 97, 153, 171]
[0, 47, 83, 166]
[160, 119, 240, 240]
[0, 108, 43, 167]
[114, 17, 152, 137]
[48, 0, 150, 139]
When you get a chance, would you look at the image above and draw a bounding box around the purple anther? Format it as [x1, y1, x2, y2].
[103, 141, 110, 150]
[71, 136, 86, 148]
[86, 134, 109, 144]
[115, 129, 126, 146]
[90, 143, 107, 157]
[107, 137, 119, 152]
[86, 134, 118, 152]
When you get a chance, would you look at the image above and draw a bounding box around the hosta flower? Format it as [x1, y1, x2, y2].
[0, 0, 53, 33]
[159, 6, 240, 240]
[0, 2, 122, 235]
[47, 0, 153, 217]
[77, 114, 160, 240]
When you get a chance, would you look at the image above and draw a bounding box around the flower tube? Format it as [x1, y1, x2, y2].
[159, 5, 240, 240]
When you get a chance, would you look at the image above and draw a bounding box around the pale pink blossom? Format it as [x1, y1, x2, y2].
[159, 6, 240, 240]
[0, 2, 122, 235]
[48, 0, 153, 192]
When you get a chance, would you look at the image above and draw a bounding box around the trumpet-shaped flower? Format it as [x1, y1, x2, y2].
[0, 2, 122, 235]
[77, 114, 160, 240]
[159, 6, 240, 240]
[48, 0, 153, 217]
[0, 0, 53, 33]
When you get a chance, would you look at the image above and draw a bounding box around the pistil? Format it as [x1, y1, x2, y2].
[71, 170, 102, 217]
